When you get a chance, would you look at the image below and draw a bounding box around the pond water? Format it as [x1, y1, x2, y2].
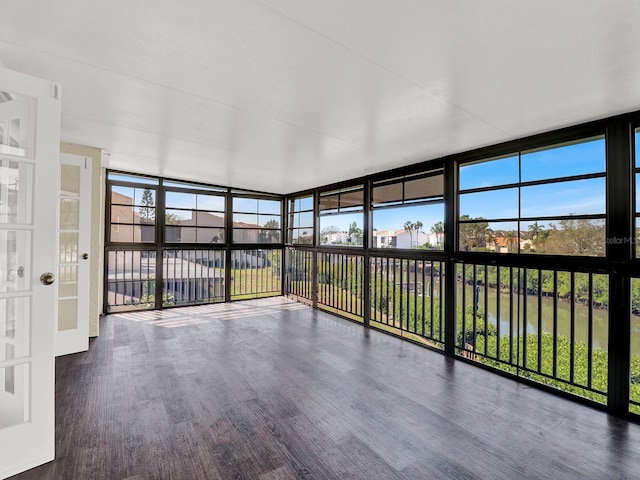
[460, 283, 640, 354]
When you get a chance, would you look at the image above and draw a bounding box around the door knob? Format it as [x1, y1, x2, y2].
[82, 253, 89, 260]
[40, 272, 55, 285]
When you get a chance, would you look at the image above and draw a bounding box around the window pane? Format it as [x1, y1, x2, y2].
[636, 173, 640, 213]
[233, 197, 258, 213]
[372, 182, 403, 206]
[0, 364, 29, 427]
[319, 213, 363, 246]
[166, 226, 197, 243]
[459, 221, 518, 252]
[521, 178, 605, 218]
[112, 186, 134, 204]
[319, 193, 339, 212]
[405, 174, 443, 200]
[233, 213, 258, 226]
[459, 188, 519, 220]
[196, 228, 225, 244]
[165, 209, 192, 225]
[111, 224, 133, 243]
[140, 225, 155, 242]
[459, 155, 519, 191]
[134, 188, 156, 207]
[258, 215, 280, 229]
[194, 211, 225, 228]
[341, 189, 363, 209]
[166, 191, 196, 209]
[298, 196, 313, 211]
[373, 203, 444, 249]
[298, 211, 313, 228]
[291, 228, 313, 245]
[197, 194, 225, 211]
[233, 228, 281, 244]
[522, 218, 605, 256]
[258, 199, 281, 215]
[521, 137, 605, 182]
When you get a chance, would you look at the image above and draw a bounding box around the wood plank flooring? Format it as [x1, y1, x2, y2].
[10, 297, 640, 479]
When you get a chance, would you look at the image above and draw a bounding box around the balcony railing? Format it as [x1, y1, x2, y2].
[230, 249, 281, 300]
[162, 249, 225, 306]
[317, 252, 364, 322]
[370, 256, 445, 349]
[106, 249, 156, 312]
[285, 247, 313, 305]
[455, 262, 609, 404]
[630, 278, 640, 414]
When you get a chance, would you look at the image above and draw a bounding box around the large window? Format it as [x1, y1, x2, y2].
[165, 190, 226, 244]
[232, 196, 282, 244]
[288, 194, 314, 245]
[458, 136, 606, 256]
[109, 174, 159, 243]
[319, 186, 364, 246]
[106, 172, 284, 312]
[371, 170, 444, 249]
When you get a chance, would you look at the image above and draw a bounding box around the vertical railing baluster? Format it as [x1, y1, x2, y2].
[538, 269, 543, 373]
[461, 263, 467, 352]
[553, 270, 558, 379]
[588, 273, 594, 389]
[472, 264, 477, 354]
[570, 272, 576, 385]
[509, 266, 514, 365]
[496, 266, 501, 361]
[484, 265, 489, 357]
[523, 268, 528, 370]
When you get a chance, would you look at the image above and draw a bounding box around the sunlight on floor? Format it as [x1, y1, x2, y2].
[114, 296, 309, 328]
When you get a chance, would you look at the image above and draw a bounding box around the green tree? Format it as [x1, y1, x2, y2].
[535, 218, 604, 256]
[261, 219, 280, 243]
[504, 231, 517, 253]
[263, 219, 280, 230]
[431, 221, 444, 248]
[528, 221, 545, 244]
[404, 220, 415, 247]
[138, 188, 155, 222]
[459, 215, 490, 251]
[165, 212, 180, 224]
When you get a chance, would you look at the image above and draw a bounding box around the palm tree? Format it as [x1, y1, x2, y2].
[504, 231, 518, 253]
[404, 220, 414, 248]
[528, 221, 545, 244]
[414, 221, 423, 247]
[431, 221, 444, 248]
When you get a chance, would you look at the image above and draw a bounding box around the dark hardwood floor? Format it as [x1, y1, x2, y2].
[11, 297, 640, 479]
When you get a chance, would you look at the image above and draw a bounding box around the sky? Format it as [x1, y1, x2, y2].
[113, 136, 617, 235]
[320, 137, 608, 234]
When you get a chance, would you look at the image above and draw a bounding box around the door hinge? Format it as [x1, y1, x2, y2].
[51, 82, 62, 99]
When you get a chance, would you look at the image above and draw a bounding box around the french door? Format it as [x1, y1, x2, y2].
[0, 67, 61, 478]
[56, 153, 91, 356]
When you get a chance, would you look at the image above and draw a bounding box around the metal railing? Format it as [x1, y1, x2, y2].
[370, 256, 445, 348]
[455, 262, 608, 404]
[105, 250, 157, 312]
[317, 252, 364, 321]
[162, 249, 225, 306]
[285, 247, 313, 305]
[229, 249, 281, 300]
[630, 278, 640, 414]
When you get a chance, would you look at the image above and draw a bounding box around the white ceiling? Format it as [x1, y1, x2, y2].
[1, 0, 640, 194]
